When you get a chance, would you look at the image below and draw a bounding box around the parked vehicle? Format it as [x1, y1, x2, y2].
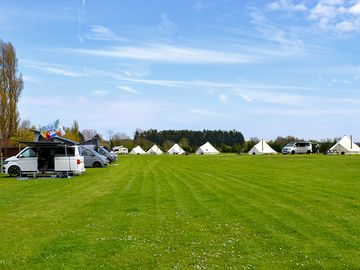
[82, 147, 109, 168]
[112, 146, 129, 155]
[2, 142, 85, 177]
[82, 145, 116, 162]
[282, 142, 312, 154]
[99, 146, 117, 162]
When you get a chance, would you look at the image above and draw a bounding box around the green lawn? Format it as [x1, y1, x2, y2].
[0, 154, 359, 269]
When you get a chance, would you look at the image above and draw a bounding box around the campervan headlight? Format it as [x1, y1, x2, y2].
[3, 160, 9, 165]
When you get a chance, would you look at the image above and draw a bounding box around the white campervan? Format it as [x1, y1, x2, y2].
[2, 143, 85, 177]
[282, 141, 312, 154]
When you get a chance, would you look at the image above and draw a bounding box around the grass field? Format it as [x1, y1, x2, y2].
[0, 154, 359, 269]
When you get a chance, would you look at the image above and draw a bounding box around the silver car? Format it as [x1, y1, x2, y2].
[82, 147, 109, 168]
[282, 142, 312, 154]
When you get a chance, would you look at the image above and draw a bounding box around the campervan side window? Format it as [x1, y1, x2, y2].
[55, 147, 75, 157]
[20, 148, 37, 158]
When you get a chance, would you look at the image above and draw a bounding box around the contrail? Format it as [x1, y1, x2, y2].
[82, 0, 86, 8]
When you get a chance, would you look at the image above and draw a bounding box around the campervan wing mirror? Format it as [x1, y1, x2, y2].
[18, 154, 24, 158]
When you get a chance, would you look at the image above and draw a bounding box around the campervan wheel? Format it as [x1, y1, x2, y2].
[8, 165, 21, 177]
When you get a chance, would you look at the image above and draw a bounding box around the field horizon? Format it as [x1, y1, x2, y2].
[0, 154, 359, 269]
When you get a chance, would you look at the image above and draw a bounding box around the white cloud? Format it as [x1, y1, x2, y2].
[218, 94, 228, 104]
[252, 107, 360, 116]
[92, 90, 108, 96]
[267, 1, 308, 12]
[188, 108, 233, 118]
[20, 96, 174, 134]
[309, 3, 337, 20]
[83, 25, 125, 41]
[250, 12, 305, 55]
[348, 2, 360, 14]
[158, 13, 175, 33]
[335, 20, 355, 31]
[267, 2, 282, 11]
[320, 0, 344, 6]
[117, 86, 141, 94]
[234, 89, 308, 105]
[117, 76, 321, 92]
[238, 94, 253, 102]
[22, 75, 42, 85]
[21, 60, 86, 77]
[192, 1, 205, 11]
[266, 0, 360, 33]
[60, 44, 256, 64]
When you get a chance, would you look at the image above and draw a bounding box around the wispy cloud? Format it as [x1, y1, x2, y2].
[252, 107, 360, 116]
[234, 89, 308, 105]
[59, 44, 256, 64]
[218, 94, 228, 104]
[92, 90, 108, 96]
[22, 75, 43, 85]
[267, 1, 308, 12]
[117, 76, 321, 92]
[83, 25, 126, 41]
[188, 108, 233, 118]
[20, 96, 175, 132]
[21, 60, 86, 77]
[117, 86, 141, 94]
[250, 12, 305, 55]
[158, 13, 175, 33]
[192, 1, 205, 11]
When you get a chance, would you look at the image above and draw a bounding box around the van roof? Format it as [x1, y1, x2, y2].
[20, 141, 77, 148]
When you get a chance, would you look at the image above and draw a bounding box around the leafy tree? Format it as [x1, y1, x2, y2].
[243, 137, 259, 153]
[319, 138, 340, 153]
[162, 140, 174, 151]
[134, 137, 153, 151]
[64, 121, 82, 142]
[10, 119, 34, 146]
[0, 39, 24, 147]
[179, 137, 189, 148]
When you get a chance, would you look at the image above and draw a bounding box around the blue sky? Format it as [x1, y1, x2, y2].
[1, 0, 360, 140]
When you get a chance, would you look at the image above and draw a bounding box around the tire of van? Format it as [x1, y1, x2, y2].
[93, 161, 102, 168]
[291, 150, 295, 155]
[307, 150, 311, 154]
[8, 165, 21, 177]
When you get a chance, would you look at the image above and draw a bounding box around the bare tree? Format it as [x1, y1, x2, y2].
[81, 129, 99, 140]
[0, 39, 24, 146]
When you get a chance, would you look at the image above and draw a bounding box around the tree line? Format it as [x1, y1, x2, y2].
[132, 129, 245, 153]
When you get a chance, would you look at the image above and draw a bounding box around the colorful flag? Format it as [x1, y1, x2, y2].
[40, 119, 66, 140]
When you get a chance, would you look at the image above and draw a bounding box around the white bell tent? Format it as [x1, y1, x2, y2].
[130, 145, 146, 155]
[167, 143, 185, 155]
[195, 142, 220, 155]
[329, 135, 360, 154]
[248, 139, 277, 155]
[147, 144, 163, 155]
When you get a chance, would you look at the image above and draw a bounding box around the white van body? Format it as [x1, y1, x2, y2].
[3, 145, 85, 177]
[112, 146, 129, 154]
[282, 142, 312, 154]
